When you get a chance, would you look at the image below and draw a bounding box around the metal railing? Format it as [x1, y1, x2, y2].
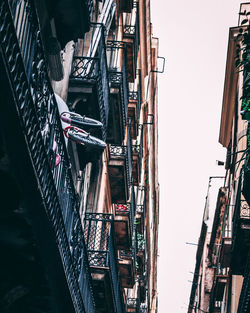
[127, 297, 140, 312]
[119, 183, 137, 267]
[114, 184, 136, 246]
[126, 120, 133, 188]
[108, 122, 133, 197]
[123, 2, 140, 70]
[129, 70, 142, 119]
[0, 2, 95, 313]
[132, 123, 143, 167]
[84, 213, 125, 313]
[140, 303, 148, 313]
[107, 40, 129, 135]
[70, 24, 109, 140]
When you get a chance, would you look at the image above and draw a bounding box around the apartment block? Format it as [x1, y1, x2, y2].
[187, 3, 250, 313]
[0, 1, 161, 313]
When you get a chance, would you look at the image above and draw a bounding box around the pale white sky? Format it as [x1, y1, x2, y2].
[151, 1, 244, 312]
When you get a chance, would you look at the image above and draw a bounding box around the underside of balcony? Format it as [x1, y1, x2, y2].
[107, 92, 125, 145]
[118, 251, 135, 288]
[220, 237, 232, 268]
[132, 146, 140, 185]
[114, 207, 132, 248]
[108, 146, 129, 203]
[214, 275, 228, 301]
[123, 40, 137, 82]
[128, 101, 138, 139]
[91, 269, 116, 313]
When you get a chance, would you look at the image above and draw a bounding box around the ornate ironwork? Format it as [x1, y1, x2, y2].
[109, 145, 127, 156]
[71, 57, 99, 80]
[127, 297, 138, 308]
[240, 200, 250, 219]
[115, 203, 130, 214]
[124, 25, 136, 35]
[84, 213, 125, 313]
[106, 40, 129, 135]
[133, 145, 140, 153]
[109, 130, 133, 200]
[140, 304, 148, 313]
[0, 2, 95, 313]
[136, 204, 144, 214]
[129, 91, 138, 101]
[106, 40, 126, 49]
[70, 25, 109, 141]
[109, 71, 123, 84]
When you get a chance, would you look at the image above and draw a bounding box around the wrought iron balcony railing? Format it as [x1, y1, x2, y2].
[0, 2, 95, 313]
[132, 124, 143, 184]
[84, 213, 125, 313]
[118, 219, 137, 288]
[140, 304, 148, 313]
[107, 40, 129, 135]
[108, 121, 133, 199]
[126, 297, 140, 313]
[129, 70, 142, 120]
[70, 24, 109, 140]
[136, 204, 145, 215]
[123, 2, 140, 80]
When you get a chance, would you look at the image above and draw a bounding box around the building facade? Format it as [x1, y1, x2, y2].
[0, 1, 161, 313]
[188, 3, 250, 313]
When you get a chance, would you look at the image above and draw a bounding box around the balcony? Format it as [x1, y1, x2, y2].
[137, 233, 146, 277]
[108, 124, 133, 203]
[115, 186, 137, 288]
[127, 297, 140, 313]
[132, 125, 143, 185]
[128, 70, 142, 139]
[106, 41, 129, 144]
[118, 247, 136, 288]
[84, 213, 125, 313]
[113, 184, 136, 248]
[0, 2, 95, 312]
[214, 301, 222, 313]
[231, 173, 250, 274]
[214, 275, 228, 301]
[140, 304, 148, 313]
[220, 237, 232, 268]
[69, 24, 109, 142]
[138, 273, 147, 303]
[123, 3, 140, 82]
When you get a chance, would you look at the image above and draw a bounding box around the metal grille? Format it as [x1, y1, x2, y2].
[0, 2, 95, 313]
[109, 145, 127, 156]
[129, 91, 138, 100]
[70, 25, 109, 141]
[126, 120, 133, 190]
[84, 213, 125, 313]
[127, 297, 138, 308]
[84, 213, 112, 267]
[106, 40, 129, 135]
[140, 304, 148, 313]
